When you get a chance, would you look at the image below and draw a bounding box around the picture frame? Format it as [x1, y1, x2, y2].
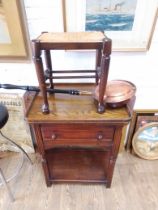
[0, 0, 30, 61]
[132, 122, 158, 160]
[63, 0, 158, 52]
[126, 109, 158, 150]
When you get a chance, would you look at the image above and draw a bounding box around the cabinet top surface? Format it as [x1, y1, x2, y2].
[36, 32, 105, 43]
[25, 84, 131, 124]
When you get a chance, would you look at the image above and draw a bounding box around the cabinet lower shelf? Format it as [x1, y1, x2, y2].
[45, 148, 111, 185]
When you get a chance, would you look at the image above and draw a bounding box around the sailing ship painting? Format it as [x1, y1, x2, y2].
[86, 0, 137, 31]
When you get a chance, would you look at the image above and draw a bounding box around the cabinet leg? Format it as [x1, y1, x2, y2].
[106, 158, 116, 188]
[106, 180, 112, 188]
[46, 179, 52, 187]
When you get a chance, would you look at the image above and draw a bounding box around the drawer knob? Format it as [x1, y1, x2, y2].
[97, 133, 103, 140]
[51, 133, 57, 140]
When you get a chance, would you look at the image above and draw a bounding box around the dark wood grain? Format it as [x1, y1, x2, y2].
[46, 148, 110, 183]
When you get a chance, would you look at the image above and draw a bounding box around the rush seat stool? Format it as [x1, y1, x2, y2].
[0, 104, 32, 201]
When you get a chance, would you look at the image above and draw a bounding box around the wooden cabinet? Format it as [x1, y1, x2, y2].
[25, 84, 132, 188]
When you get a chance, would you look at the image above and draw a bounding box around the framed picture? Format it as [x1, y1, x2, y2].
[0, 0, 30, 61]
[132, 122, 158, 160]
[63, 0, 158, 51]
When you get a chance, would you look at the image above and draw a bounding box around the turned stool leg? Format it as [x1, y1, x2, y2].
[32, 40, 49, 114]
[44, 50, 54, 89]
[98, 37, 112, 114]
[95, 49, 102, 85]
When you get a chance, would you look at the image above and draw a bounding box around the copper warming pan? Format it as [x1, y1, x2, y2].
[95, 80, 136, 108]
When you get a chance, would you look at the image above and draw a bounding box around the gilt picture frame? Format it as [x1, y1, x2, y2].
[63, 0, 158, 52]
[132, 122, 158, 160]
[0, 0, 30, 61]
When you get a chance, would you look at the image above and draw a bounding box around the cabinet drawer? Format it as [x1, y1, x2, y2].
[40, 124, 114, 149]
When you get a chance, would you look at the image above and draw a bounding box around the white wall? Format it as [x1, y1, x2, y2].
[1, 0, 158, 109]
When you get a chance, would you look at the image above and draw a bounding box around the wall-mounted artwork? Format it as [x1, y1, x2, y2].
[0, 0, 30, 61]
[86, 0, 137, 31]
[0, 0, 11, 43]
[64, 0, 158, 51]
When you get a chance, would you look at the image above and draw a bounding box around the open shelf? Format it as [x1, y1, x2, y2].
[46, 147, 110, 183]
